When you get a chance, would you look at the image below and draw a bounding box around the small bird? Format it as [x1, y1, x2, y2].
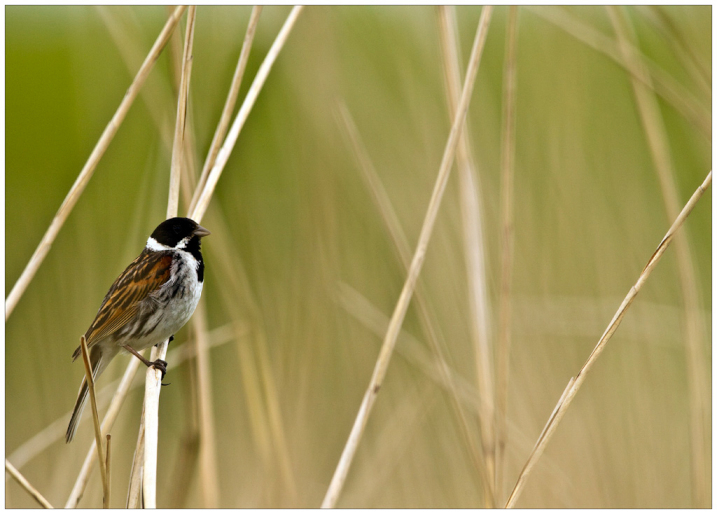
[66, 217, 210, 443]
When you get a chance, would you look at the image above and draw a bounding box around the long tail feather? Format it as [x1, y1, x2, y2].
[65, 346, 104, 443]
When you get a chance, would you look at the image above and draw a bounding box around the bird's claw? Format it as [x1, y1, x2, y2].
[151, 359, 168, 380]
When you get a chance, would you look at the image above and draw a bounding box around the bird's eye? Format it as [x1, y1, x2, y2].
[173, 224, 181, 234]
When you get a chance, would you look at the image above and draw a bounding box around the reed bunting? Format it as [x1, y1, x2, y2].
[66, 217, 210, 443]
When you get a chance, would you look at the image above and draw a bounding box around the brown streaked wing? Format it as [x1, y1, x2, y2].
[84, 251, 173, 346]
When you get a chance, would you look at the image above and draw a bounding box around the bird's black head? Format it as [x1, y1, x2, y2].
[150, 217, 211, 248]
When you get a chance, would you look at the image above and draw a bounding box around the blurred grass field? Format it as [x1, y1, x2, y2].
[5, 5, 711, 508]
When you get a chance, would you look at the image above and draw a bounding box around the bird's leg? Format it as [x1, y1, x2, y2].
[121, 344, 168, 380]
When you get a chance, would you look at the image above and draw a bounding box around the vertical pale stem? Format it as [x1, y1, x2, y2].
[66, 358, 142, 508]
[105, 435, 112, 508]
[144, 6, 197, 509]
[495, 5, 519, 504]
[189, 5, 263, 214]
[184, 10, 263, 500]
[167, 6, 196, 218]
[182, 6, 305, 499]
[190, 5, 304, 223]
[62, 329, 233, 507]
[437, 5, 495, 505]
[193, 301, 220, 507]
[338, 102, 491, 495]
[321, 8, 493, 508]
[166, 5, 200, 201]
[79, 336, 109, 508]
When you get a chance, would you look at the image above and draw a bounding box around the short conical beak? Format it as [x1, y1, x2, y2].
[194, 224, 211, 238]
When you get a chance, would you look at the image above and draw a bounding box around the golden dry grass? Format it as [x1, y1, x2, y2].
[5, 5, 711, 508]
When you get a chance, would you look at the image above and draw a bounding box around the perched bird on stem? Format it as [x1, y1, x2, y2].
[66, 217, 210, 443]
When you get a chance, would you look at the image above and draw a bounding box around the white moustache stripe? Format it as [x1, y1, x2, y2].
[146, 237, 172, 252]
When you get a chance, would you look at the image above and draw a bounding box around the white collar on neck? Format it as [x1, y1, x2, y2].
[146, 237, 172, 252]
[146, 236, 190, 252]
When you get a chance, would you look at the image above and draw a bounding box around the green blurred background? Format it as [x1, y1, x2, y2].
[5, 5, 711, 508]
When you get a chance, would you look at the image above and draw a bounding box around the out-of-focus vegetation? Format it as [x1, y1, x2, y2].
[5, 5, 710, 508]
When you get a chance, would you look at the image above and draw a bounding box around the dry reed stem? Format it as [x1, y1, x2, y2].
[189, 5, 263, 215]
[66, 357, 140, 508]
[189, 183, 291, 504]
[336, 282, 483, 417]
[95, 6, 175, 153]
[321, 8, 493, 508]
[64, 326, 236, 508]
[335, 281, 554, 464]
[170, 7, 214, 507]
[495, 5, 519, 504]
[636, 6, 710, 98]
[167, 5, 184, 95]
[183, 6, 263, 506]
[203, 208, 299, 501]
[138, 147, 174, 495]
[4, 5, 186, 321]
[167, 9, 201, 211]
[200, 208, 285, 494]
[340, 382, 439, 506]
[5, 460, 53, 509]
[98, 5, 198, 211]
[167, 6, 199, 204]
[337, 102, 490, 496]
[438, 6, 495, 505]
[142, 6, 196, 509]
[504, 170, 712, 508]
[167, 6, 196, 218]
[64, 332, 235, 509]
[607, 6, 709, 506]
[79, 336, 110, 508]
[12, 325, 234, 477]
[105, 434, 112, 508]
[192, 301, 220, 507]
[336, 104, 410, 252]
[179, 107, 200, 208]
[204, 210, 298, 505]
[126, 407, 145, 508]
[177, 10, 306, 497]
[527, 6, 710, 138]
[190, 5, 304, 223]
[505, 377, 575, 509]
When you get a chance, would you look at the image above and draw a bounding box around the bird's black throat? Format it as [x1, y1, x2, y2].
[186, 236, 205, 282]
